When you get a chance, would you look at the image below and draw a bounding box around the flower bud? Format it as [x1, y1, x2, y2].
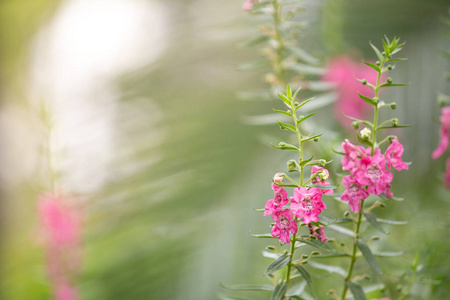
[373, 97, 379, 104]
[287, 160, 296, 170]
[382, 51, 386, 56]
[318, 170, 329, 181]
[311, 251, 320, 255]
[352, 122, 359, 129]
[376, 61, 381, 66]
[279, 142, 286, 147]
[392, 118, 398, 126]
[390, 102, 397, 109]
[294, 102, 299, 107]
[273, 173, 284, 184]
[266, 246, 276, 250]
[360, 127, 372, 140]
[387, 65, 393, 70]
[361, 79, 367, 85]
[387, 77, 393, 84]
[319, 159, 326, 167]
[343, 211, 350, 217]
[313, 137, 319, 142]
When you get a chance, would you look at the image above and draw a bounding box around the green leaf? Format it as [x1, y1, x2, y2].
[271, 143, 300, 152]
[302, 132, 324, 142]
[356, 239, 383, 275]
[311, 253, 350, 259]
[358, 93, 376, 106]
[251, 233, 276, 238]
[271, 281, 288, 300]
[277, 120, 296, 132]
[379, 83, 410, 88]
[273, 108, 293, 117]
[278, 93, 292, 106]
[293, 265, 317, 299]
[294, 98, 312, 111]
[370, 42, 383, 61]
[376, 218, 408, 225]
[253, 208, 265, 212]
[378, 193, 404, 201]
[220, 283, 274, 292]
[363, 212, 389, 235]
[357, 133, 373, 147]
[292, 86, 302, 100]
[296, 239, 334, 252]
[286, 86, 292, 98]
[299, 155, 314, 167]
[286, 279, 306, 297]
[308, 261, 346, 277]
[363, 61, 380, 72]
[265, 254, 291, 275]
[377, 124, 413, 130]
[297, 113, 316, 125]
[286, 45, 320, 65]
[286, 63, 326, 76]
[386, 58, 407, 62]
[373, 251, 404, 257]
[346, 281, 367, 300]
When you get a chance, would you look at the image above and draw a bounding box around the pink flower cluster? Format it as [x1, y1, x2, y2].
[265, 169, 333, 244]
[242, 0, 256, 11]
[38, 193, 82, 300]
[322, 56, 385, 129]
[432, 107, 450, 188]
[341, 138, 408, 212]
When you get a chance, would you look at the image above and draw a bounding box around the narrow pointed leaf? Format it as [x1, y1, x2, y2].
[251, 233, 276, 238]
[357, 133, 373, 147]
[356, 239, 383, 275]
[220, 283, 274, 292]
[346, 281, 367, 300]
[379, 83, 410, 88]
[286, 279, 306, 297]
[370, 42, 383, 61]
[271, 143, 300, 152]
[373, 251, 404, 257]
[377, 124, 413, 130]
[278, 93, 292, 106]
[297, 113, 316, 125]
[271, 282, 288, 300]
[302, 132, 324, 142]
[265, 254, 291, 275]
[299, 155, 314, 167]
[358, 93, 376, 106]
[363, 212, 389, 235]
[296, 239, 334, 252]
[376, 218, 408, 225]
[273, 108, 293, 117]
[277, 120, 296, 132]
[286, 45, 320, 65]
[293, 265, 317, 299]
[308, 261, 346, 277]
[363, 61, 380, 72]
[311, 253, 350, 258]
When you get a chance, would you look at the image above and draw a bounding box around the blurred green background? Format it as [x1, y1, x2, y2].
[0, 0, 449, 299]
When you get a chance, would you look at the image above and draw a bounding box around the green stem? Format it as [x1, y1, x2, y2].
[272, 0, 287, 86]
[371, 56, 386, 155]
[340, 200, 365, 300]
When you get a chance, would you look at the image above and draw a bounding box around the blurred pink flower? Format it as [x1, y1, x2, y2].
[264, 183, 289, 216]
[38, 193, 81, 300]
[308, 224, 327, 243]
[271, 209, 298, 244]
[385, 138, 408, 171]
[242, 0, 256, 11]
[432, 107, 450, 159]
[341, 175, 369, 212]
[291, 187, 326, 224]
[322, 56, 383, 129]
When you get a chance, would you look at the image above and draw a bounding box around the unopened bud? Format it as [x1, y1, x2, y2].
[372, 236, 380, 241]
[313, 137, 319, 142]
[390, 102, 397, 109]
[352, 122, 359, 129]
[382, 51, 386, 57]
[266, 246, 276, 250]
[279, 142, 286, 147]
[273, 173, 284, 184]
[387, 65, 393, 70]
[302, 254, 309, 259]
[287, 160, 296, 170]
[392, 118, 398, 126]
[343, 211, 350, 217]
[360, 127, 372, 140]
[319, 159, 326, 167]
[387, 77, 393, 84]
[311, 251, 320, 255]
[376, 61, 381, 66]
[294, 102, 299, 107]
[318, 170, 329, 181]
[373, 97, 379, 104]
[361, 79, 367, 85]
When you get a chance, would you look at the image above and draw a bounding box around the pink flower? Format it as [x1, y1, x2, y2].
[242, 0, 255, 11]
[355, 154, 393, 195]
[310, 166, 333, 195]
[308, 224, 328, 243]
[341, 139, 359, 173]
[291, 187, 326, 224]
[432, 107, 450, 159]
[271, 209, 298, 244]
[341, 176, 369, 212]
[322, 56, 384, 129]
[264, 183, 290, 216]
[38, 193, 81, 300]
[446, 158, 450, 189]
[385, 138, 409, 171]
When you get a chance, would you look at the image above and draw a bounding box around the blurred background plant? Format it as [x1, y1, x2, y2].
[0, 0, 449, 300]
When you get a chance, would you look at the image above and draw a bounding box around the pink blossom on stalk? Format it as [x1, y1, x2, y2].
[432, 107, 450, 159]
[322, 56, 383, 129]
[264, 183, 289, 216]
[355, 154, 393, 195]
[310, 166, 333, 194]
[308, 224, 328, 243]
[38, 193, 81, 300]
[242, 0, 255, 11]
[341, 139, 360, 173]
[341, 176, 369, 212]
[291, 187, 326, 224]
[385, 138, 409, 171]
[271, 209, 298, 244]
[445, 158, 450, 189]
